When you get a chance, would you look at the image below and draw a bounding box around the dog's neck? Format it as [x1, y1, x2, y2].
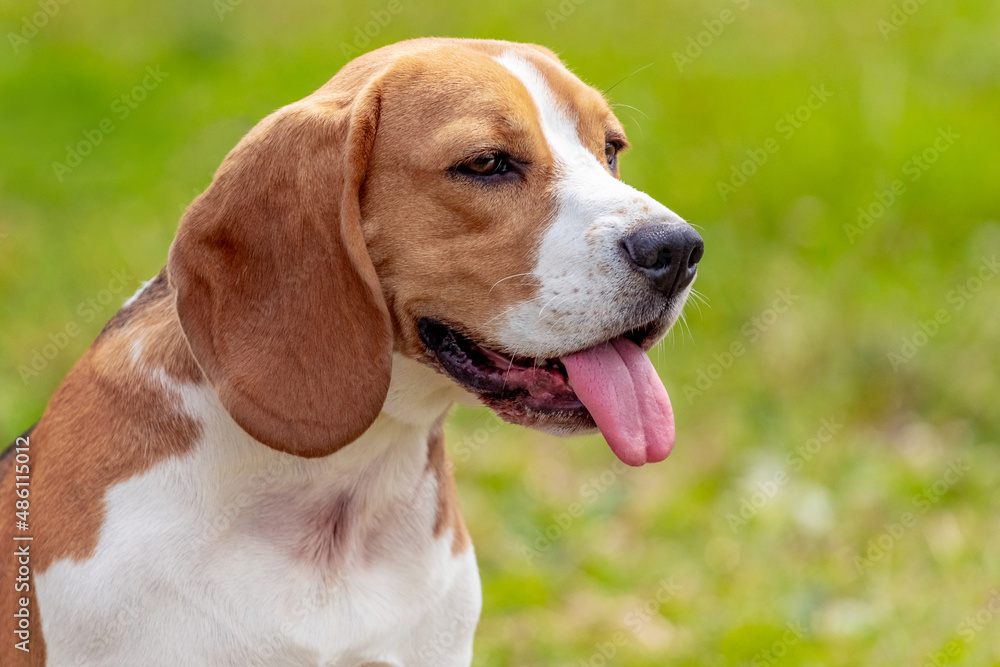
[151, 349, 466, 571]
[111, 278, 470, 563]
[178, 352, 459, 506]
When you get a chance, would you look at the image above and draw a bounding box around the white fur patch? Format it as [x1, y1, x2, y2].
[492, 53, 692, 357]
[123, 277, 154, 308]
[35, 354, 480, 666]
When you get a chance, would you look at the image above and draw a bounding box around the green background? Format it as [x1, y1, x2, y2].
[2, 0, 999, 664]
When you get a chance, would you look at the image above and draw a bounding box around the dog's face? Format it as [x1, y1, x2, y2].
[362, 42, 701, 461]
[169, 39, 700, 464]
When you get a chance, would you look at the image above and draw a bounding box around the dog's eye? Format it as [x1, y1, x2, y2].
[460, 153, 509, 177]
[605, 142, 619, 169]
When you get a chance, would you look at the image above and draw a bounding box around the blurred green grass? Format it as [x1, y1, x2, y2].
[2, 0, 999, 664]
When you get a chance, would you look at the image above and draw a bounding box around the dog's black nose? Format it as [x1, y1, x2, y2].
[621, 224, 704, 296]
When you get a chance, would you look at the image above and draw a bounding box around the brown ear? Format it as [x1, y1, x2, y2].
[167, 83, 392, 458]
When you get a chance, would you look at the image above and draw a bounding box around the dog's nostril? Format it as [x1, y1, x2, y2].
[689, 240, 704, 267]
[622, 236, 669, 271]
[649, 249, 670, 271]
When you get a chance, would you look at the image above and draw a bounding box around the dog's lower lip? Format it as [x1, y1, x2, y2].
[417, 318, 583, 412]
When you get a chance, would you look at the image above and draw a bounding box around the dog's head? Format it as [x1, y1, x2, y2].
[168, 38, 702, 465]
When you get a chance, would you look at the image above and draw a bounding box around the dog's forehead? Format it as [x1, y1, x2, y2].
[345, 39, 622, 149]
[494, 47, 621, 142]
[479, 44, 620, 146]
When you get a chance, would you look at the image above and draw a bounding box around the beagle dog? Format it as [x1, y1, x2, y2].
[1, 38, 702, 666]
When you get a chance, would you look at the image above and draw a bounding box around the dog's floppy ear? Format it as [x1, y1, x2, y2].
[168, 81, 392, 458]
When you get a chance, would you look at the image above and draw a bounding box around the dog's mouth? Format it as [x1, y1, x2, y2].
[417, 317, 675, 466]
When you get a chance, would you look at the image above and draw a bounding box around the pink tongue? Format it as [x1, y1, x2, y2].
[561, 337, 674, 466]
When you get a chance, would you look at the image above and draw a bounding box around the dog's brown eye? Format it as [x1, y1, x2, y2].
[463, 154, 506, 176]
[605, 142, 618, 168]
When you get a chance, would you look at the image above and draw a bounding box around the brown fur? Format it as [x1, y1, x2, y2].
[427, 418, 470, 555]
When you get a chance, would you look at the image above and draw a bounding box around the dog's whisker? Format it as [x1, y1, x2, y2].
[686, 295, 704, 316]
[678, 311, 694, 343]
[620, 111, 646, 138]
[481, 295, 552, 327]
[687, 289, 710, 311]
[611, 102, 649, 119]
[603, 62, 654, 96]
[502, 345, 525, 392]
[544, 310, 568, 337]
[689, 287, 709, 303]
[537, 295, 562, 318]
[488, 272, 538, 295]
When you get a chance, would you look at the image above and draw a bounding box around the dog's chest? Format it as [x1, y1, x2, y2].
[34, 387, 480, 666]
